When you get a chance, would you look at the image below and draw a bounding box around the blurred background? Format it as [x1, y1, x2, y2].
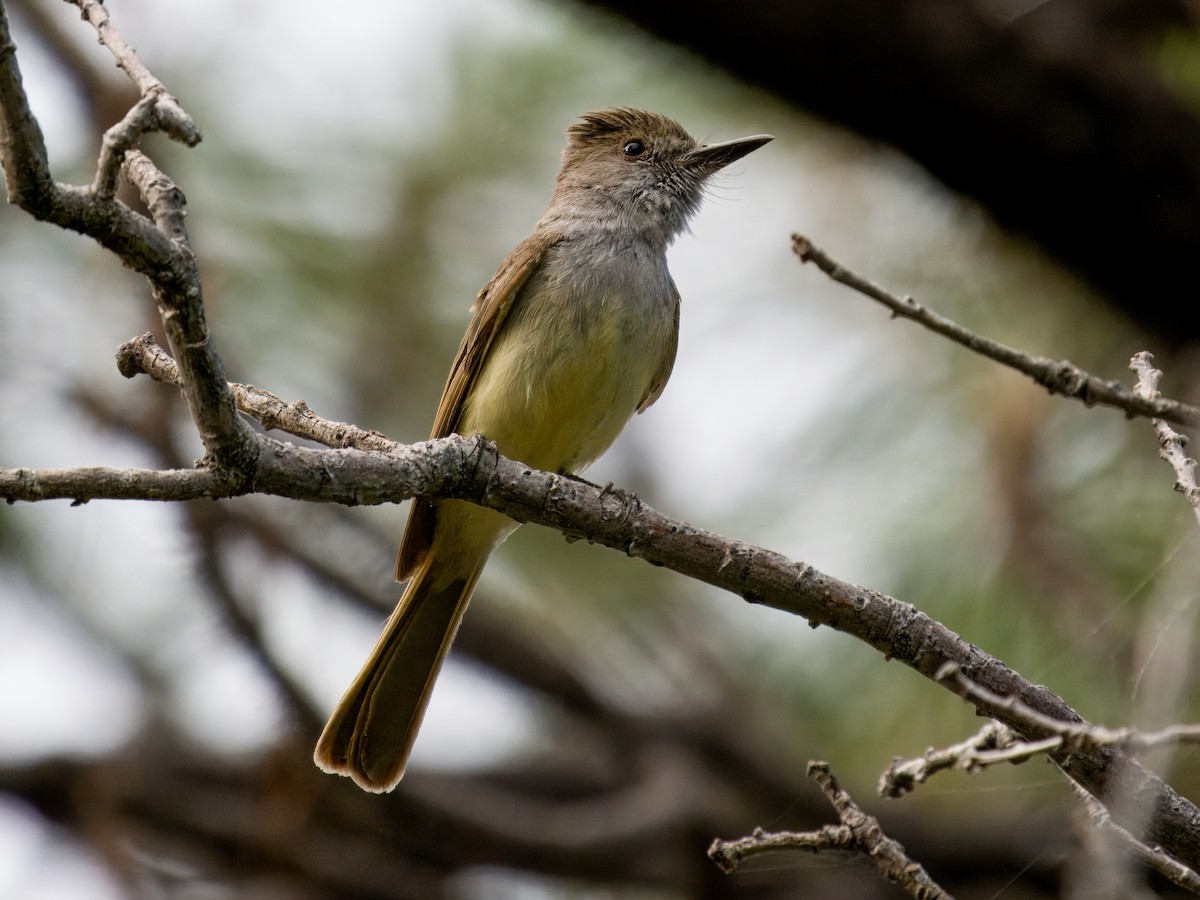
[2, 0, 1200, 897]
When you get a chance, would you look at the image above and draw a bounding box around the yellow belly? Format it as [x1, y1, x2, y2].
[458, 289, 672, 475]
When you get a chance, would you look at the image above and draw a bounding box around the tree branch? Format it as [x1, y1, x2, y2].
[881, 700, 1200, 804]
[1070, 780, 1200, 896]
[793, 235, 1200, 429]
[75, 0, 201, 197]
[116, 333, 398, 453]
[116, 151, 257, 473]
[936, 662, 1200, 758]
[0, 3, 193, 279]
[1130, 351, 1200, 527]
[5, 415, 1200, 870]
[72, 0, 199, 146]
[1, 3, 253, 475]
[1, 464, 222, 502]
[711, 762, 951, 899]
[0, 0, 51, 207]
[878, 721, 1039, 799]
[6, 0, 1200, 885]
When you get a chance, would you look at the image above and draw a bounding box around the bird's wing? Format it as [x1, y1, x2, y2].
[395, 231, 561, 581]
[636, 284, 679, 413]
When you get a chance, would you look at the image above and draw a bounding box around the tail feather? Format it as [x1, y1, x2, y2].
[314, 557, 484, 792]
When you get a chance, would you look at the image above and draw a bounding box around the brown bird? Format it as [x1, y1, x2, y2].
[314, 108, 771, 792]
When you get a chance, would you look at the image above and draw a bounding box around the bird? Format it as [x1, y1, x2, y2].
[315, 107, 772, 792]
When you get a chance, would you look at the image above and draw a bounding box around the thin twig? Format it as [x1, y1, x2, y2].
[793, 235, 1200, 428]
[71, 0, 200, 142]
[1069, 780, 1200, 896]
[709, 824, 856, 868]
[711, 762, 951, 899]
[1130, 352, 1200, 527]
[0, 7, 191, 275]
[937, 662, 1200, 755]
[880, 721, 1036, 798]
[93, 91, 164, 198]
[116, 333, 397, 453]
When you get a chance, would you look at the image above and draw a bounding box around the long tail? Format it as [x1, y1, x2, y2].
[314, 553, 485, 793]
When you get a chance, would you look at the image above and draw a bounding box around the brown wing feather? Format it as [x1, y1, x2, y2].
[395, 231, 560, 581]
[637, 291, 680, 413]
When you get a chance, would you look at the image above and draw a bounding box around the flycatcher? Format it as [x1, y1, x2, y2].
[315, 107, 772, 792]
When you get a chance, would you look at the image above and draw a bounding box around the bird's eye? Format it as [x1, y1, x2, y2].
[623, 140, 645, 158]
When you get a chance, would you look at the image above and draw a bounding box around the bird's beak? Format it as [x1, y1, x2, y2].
[682, 134, 774, 173]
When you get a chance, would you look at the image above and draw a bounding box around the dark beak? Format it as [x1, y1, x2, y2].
[682, 134, 773, 173]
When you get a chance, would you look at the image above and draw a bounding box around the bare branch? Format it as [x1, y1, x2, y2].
[0, 434, 439, 505]
[809, 763, 950, 899]
[114, 154, 256, 472]
[1, 464, 222, 502]
[122, 150, 188, 242]
[793, 235, 1200, 429]
[1070, 780, 1200, 896]
[2, 5, 249, 471]
[93, 90, 186, 199]
[6, 0, 1200, 881]
[71, 0, 200, 141]
[938, 663, 1200, 757]
[6, 421, 1200, 867]
[0, 1, 52, 207]
[878, 721, 1053, 798]
[1130, 351, 1200, 527]
[0, 5, 193, 277]
[709, 824, 856, 869]
[117, 333, 398, 453]
[712, 762, 951, 900]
